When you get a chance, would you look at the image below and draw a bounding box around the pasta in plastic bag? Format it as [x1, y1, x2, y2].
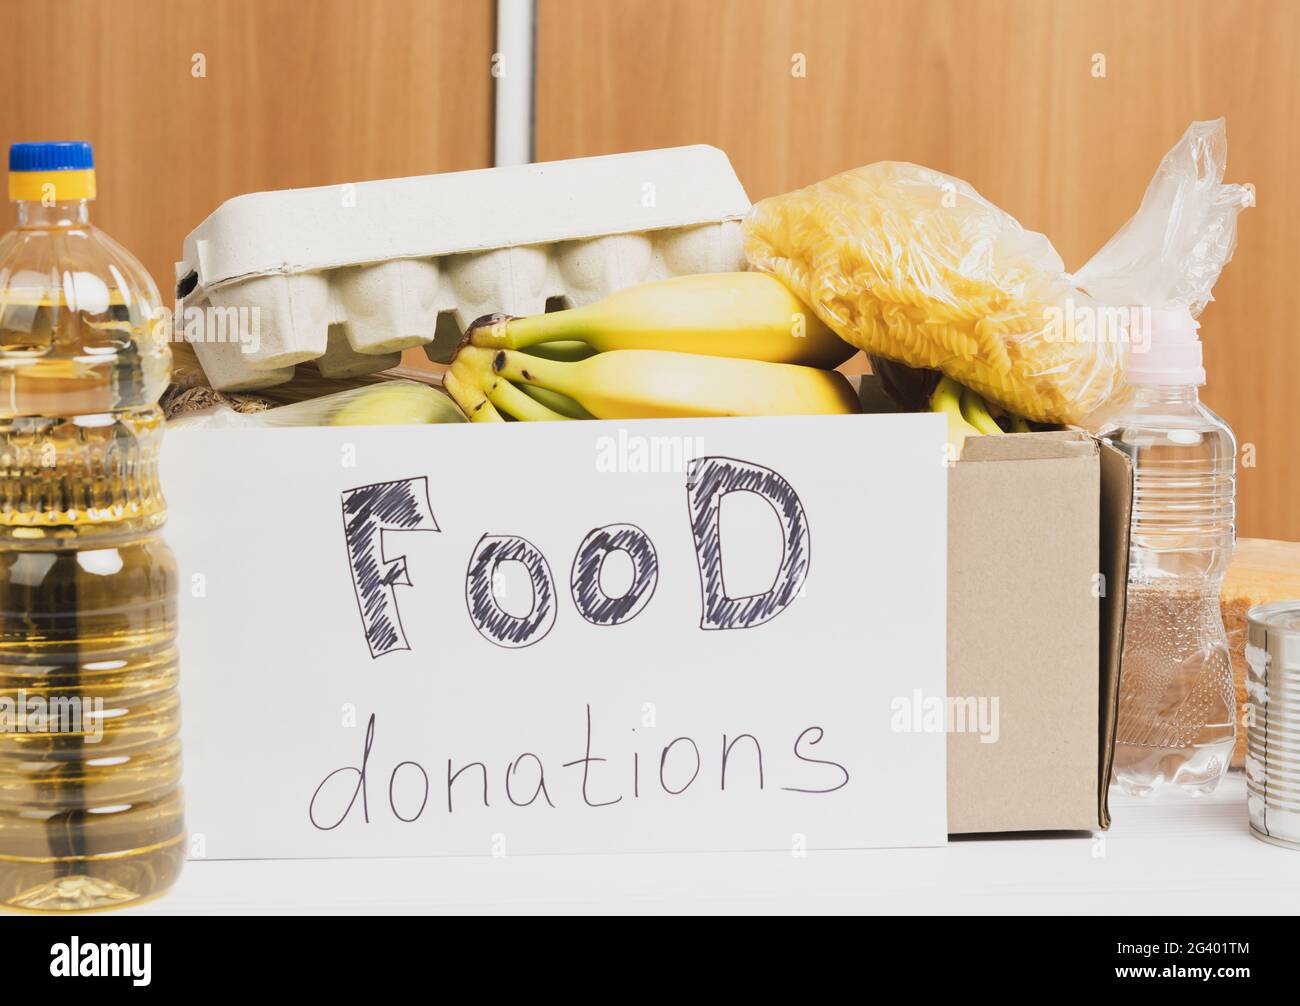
[744, 119, 1252, 424]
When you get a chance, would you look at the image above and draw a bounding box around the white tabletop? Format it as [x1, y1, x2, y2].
[130, 770, 1295, 914]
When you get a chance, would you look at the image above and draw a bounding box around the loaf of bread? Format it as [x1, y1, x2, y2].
[1220, 538, 1300, 766]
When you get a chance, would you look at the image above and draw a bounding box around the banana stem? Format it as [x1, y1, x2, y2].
[444, 358, 505, 422]
[472, 399, 506, 422]
[450, 346, 580, 420]
[517, 340, 596, 362]
[485, 377, 573, 422]
[486, 347, 581, 399]
[930, 376, 963, 413]
[960, 387, 1004, 436]
[472, 307, 595, 350]
[518, 382, 595, 419]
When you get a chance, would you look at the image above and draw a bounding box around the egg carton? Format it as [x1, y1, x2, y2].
[176, 146, 751, 391]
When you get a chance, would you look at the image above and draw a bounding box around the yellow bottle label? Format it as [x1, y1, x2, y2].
[7, 169, 97, 203]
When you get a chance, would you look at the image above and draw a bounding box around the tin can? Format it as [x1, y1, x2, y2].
[1246, 601, 1300, 850]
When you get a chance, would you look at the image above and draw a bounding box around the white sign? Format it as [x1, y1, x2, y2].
[162, 413, 949, 859]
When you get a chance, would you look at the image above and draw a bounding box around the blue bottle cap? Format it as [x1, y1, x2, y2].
[9, 142, 95, 172]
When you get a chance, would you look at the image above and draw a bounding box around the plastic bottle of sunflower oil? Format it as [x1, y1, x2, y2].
[0, 142, 184, 909]
[1098, 307, 1237, 796]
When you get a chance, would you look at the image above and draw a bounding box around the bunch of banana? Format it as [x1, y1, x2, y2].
[442, 272, 861, 422]
[928, 376, 1032, 453]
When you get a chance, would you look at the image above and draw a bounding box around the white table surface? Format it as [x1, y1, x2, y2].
[129, 771, 1296, 914]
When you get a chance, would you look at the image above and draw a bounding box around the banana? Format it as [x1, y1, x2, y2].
[448, 345, 859, 421]
[443, 363, 504, 422]
[467, 272, 857, 369]
[327, 382, 466, 426]
[959, 387, 1005, 436]
[254, 380, 467, 426]
[482, 374, 574, 423]
[447, 352, 577, 422]
[930, 376, 985, 453]
[517, 383, 595, 419]
[511, 338, 595, 362]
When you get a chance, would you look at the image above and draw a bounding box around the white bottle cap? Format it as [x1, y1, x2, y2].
[1127, 306, 1206, 385]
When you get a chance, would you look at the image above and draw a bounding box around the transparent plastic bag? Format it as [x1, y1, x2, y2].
[744, 119, 1252, 424]
[166, 380, 466, 430]
[1073, 119, 1253, 314]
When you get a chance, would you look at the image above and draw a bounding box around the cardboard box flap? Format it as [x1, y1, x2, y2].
[1096, 439, 1133, 828]
[960, 429, 1097, 462]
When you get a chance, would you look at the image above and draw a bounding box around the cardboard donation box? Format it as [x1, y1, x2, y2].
[162, 413, 1129, 860]
[162, 143, 1145, 859]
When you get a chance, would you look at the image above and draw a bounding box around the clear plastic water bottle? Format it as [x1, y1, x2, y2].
[1099, 307, 1237, 796]
[0, 142, 184, 909]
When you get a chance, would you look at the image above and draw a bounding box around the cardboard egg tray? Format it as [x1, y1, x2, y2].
[176, 146, 751, 391]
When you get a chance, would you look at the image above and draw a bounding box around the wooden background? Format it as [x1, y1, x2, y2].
[0, 0, 495, 289]
[535, 0, 1299, 542]
[1, 0, 1296, 540]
